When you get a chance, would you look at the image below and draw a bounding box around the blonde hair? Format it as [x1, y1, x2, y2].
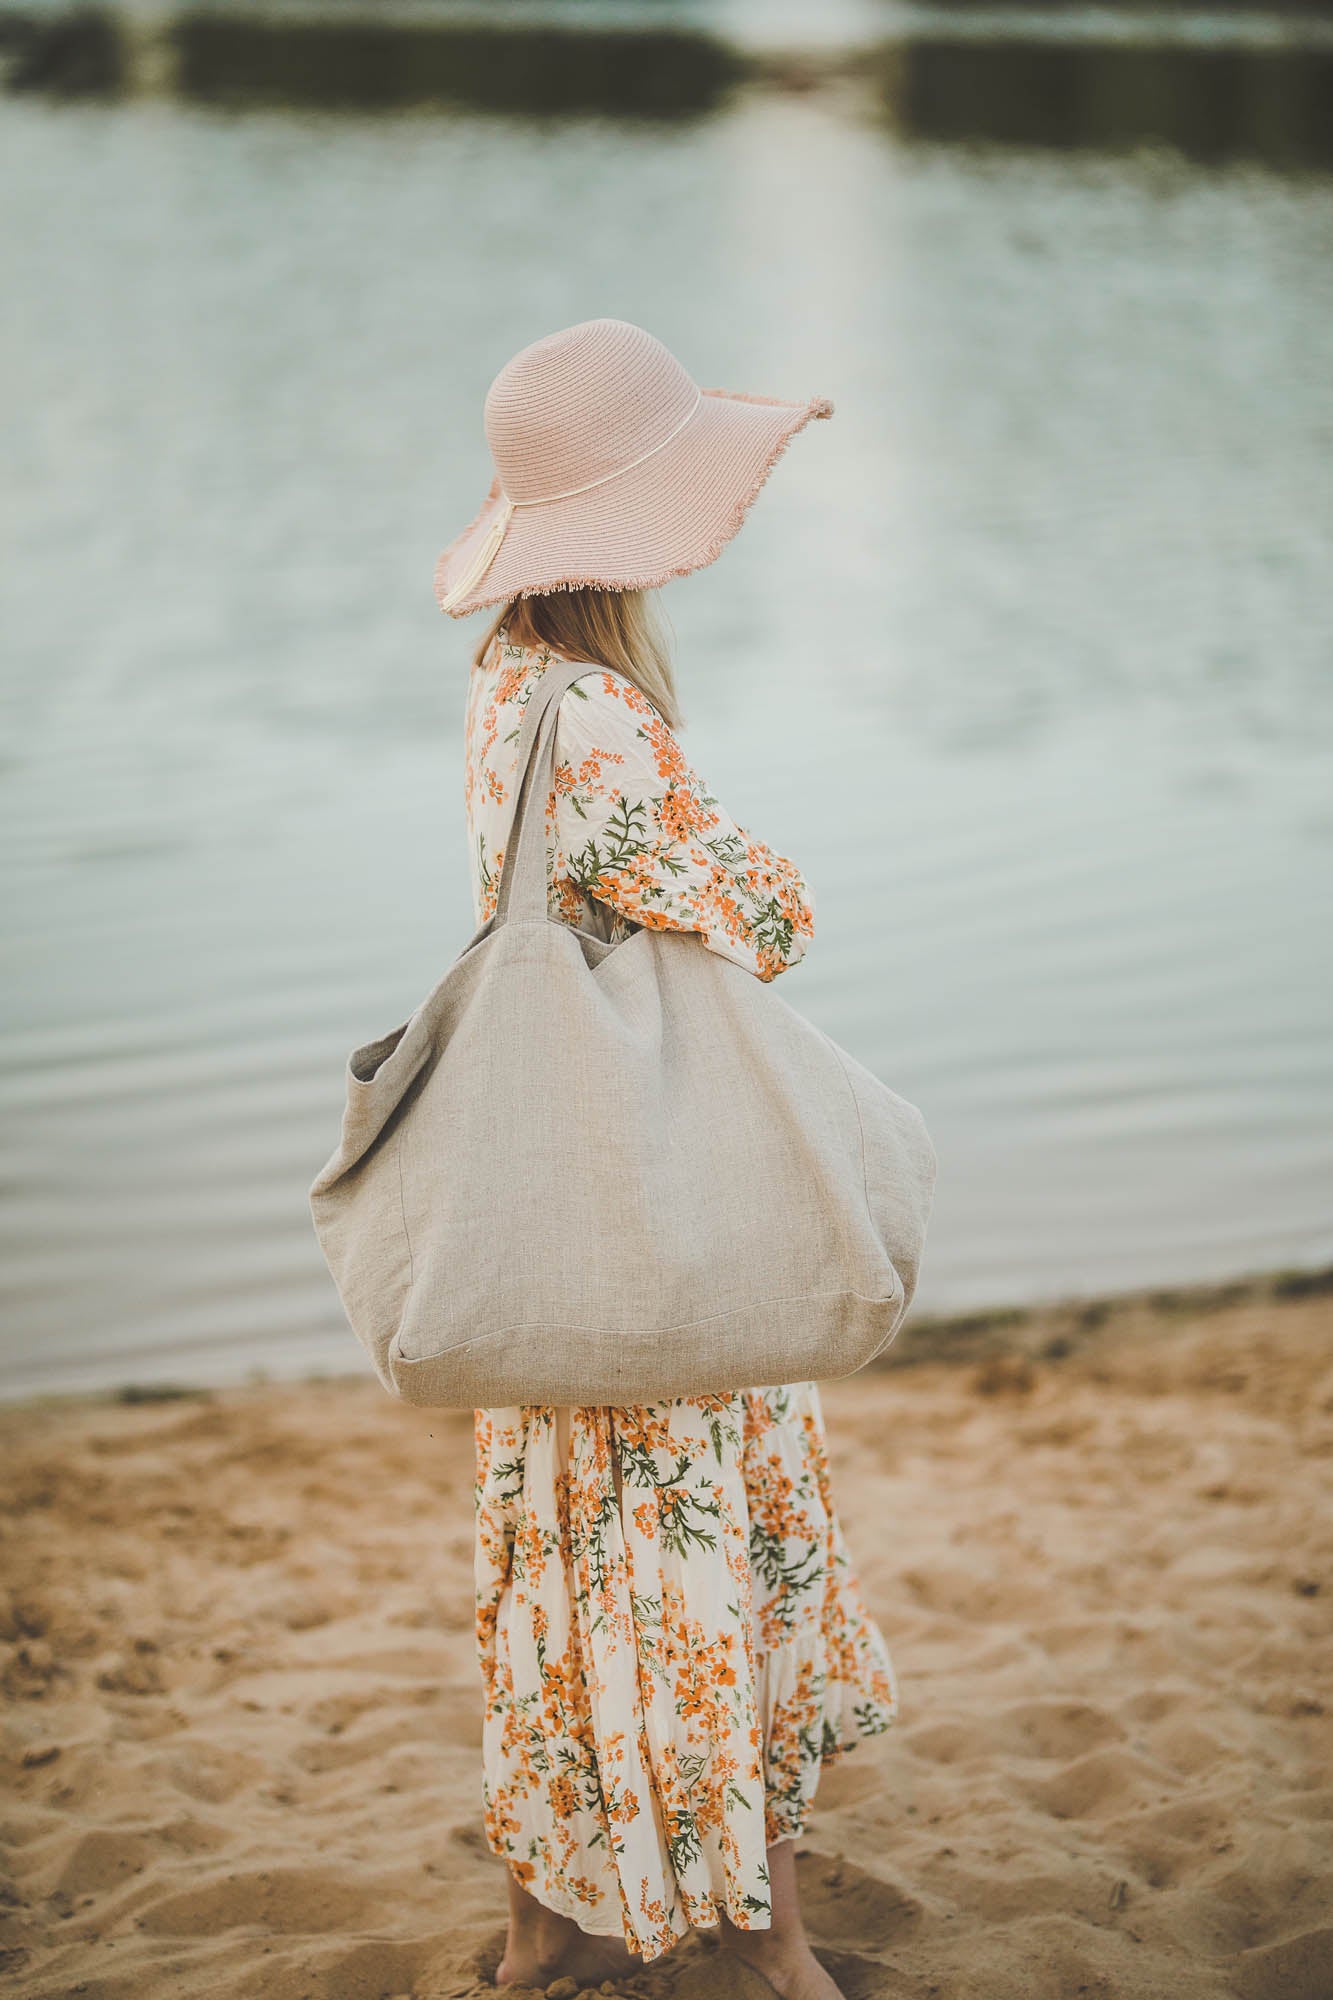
[471, 587, 682, 731]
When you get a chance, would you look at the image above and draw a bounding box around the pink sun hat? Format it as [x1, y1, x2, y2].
[433, 317, 833, 618]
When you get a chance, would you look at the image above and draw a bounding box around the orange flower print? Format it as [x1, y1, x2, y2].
[471, 1383, 895, 1964]
[465, 635, 814, 982]
[464, 636, 890, 1967]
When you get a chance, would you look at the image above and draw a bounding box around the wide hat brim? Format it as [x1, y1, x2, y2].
[433, 386, 833, 619]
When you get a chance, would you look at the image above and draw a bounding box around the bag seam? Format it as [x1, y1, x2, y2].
[396, 1129, 415, 1290]
[392, 1282, 902, 1363]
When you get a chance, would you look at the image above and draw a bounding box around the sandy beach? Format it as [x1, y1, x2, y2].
[2, 1279, 1330, 2000]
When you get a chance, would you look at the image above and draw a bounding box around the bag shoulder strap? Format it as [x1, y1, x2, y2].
[494, 654, 606, 925]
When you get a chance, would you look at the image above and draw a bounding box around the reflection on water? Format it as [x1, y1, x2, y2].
[884, 38, 1333, 168]
[173, 19, 745, 119]
[3, 7, 1332, 166]
[1, 79, 1331, 1398]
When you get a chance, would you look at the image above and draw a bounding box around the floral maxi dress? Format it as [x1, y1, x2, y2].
[465, 632, 898, 1964]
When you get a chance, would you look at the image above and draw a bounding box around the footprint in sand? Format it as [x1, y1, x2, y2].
[1020, 1745, 1171, 1822]
[794, 1849, 925, 1954]
[136, 1864, 385, 1937]
[993, 1698, 1125, 1763]
[1110, 1792, 1237, 1890]
[1233, 1925, 1333, 2000]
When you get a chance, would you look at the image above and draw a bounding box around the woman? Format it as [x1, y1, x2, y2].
[436, 320, 897, 2000]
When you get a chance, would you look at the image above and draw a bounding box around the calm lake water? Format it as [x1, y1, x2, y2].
[3, 57, 1332, 1398]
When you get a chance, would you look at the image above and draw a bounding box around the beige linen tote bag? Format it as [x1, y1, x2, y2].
[308, 656, 937, 1407]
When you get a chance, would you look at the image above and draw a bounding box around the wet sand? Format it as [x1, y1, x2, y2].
[2, 1282, 1331, 2000]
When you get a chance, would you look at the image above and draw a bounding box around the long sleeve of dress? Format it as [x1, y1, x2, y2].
[551, 668, 814, 982]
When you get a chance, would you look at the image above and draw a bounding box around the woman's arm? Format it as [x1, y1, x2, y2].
[552, 669, 814, 982]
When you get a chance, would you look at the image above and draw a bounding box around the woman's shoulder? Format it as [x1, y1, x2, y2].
[557, 661, 660, 723]
[474, 632, 670, 758]
[499, 636, 664, 727]
[475, 629, 618, 689]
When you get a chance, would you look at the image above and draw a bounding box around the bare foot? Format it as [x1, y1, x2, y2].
[496, 1929, 637, 1988]
[562, 1929, 641, 1982]
[717, 1838, 847, 2000]
[495, 1869, 639, 1988]
[719, 1928, 845, 2000]
[496, 1932, 566, 1987]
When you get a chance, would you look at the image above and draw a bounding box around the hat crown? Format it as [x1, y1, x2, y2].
[484, 318, 699, 507]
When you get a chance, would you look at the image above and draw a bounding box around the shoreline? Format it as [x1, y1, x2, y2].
[3, 1256, 1330, 1415]
[896, 1254, 1333, 1368]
